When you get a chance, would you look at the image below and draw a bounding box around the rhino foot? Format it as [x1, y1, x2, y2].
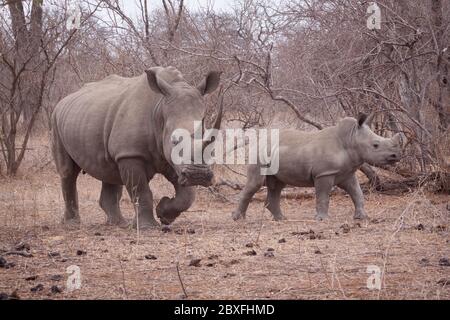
[62, 216, 81, 228]
[106, 215, 129, 228]
[132, 215, 159, 230]
[354, 212, 368, 220]
[273, 214, 286, 221]
[132, 217, 159, 230]
[315, 213, 329, 221]
[232, 210, 245, 221]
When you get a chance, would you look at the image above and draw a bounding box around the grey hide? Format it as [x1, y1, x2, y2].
[51, 66, 221, 228]
[232, 114, 403, 221]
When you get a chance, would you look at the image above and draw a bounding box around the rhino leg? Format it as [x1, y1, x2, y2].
[338, 174, 368, 220]
[232, 164, 264, 221]
[118, 159, 158, 229]
[314, 176, 335, 221]
[60, 164, 81, 225]
[156, 179, 195, 225]
[265, 176, 286, 221]
[51, 126, 81, 225]
[99, 182, 128, 227]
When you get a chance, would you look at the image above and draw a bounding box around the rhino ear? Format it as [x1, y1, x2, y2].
[365, 112, 375, 126]
[392, 132, 404, 147]
[145, 69, 172, 96]
[197, 71, 221, 95]
[357, 112, 368, 127]
[357, 112, 374, 127]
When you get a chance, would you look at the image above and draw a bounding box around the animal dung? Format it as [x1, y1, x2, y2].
[188, 258, 202, 267]
[439, 258, 450, 267]
[50, 274, 63, 281]
[48, 251, 60, 258]
[244, 250, 257, 256]
[228, 259, 240, 266]
[161, 226, 172, 233]
[415, 223, 425, 231]
[0, 257, 15, 269]
[419, 258, 430, 266]
[340, 224, 351, 234]
[431, 225, 446, 232]
[51, 285, 62, 294]
[30, 284, 44, 292]
[76, 250, 87, 256]
[0, 257, 7, 268]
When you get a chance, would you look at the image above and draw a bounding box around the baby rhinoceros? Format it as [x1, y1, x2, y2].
[232, 114, 403, 221]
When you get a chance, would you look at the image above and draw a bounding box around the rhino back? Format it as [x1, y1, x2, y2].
[275, 127, 356, 186]
[53, 74, 161, 183]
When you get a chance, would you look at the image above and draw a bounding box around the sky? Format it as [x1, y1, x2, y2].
[122, 0, 234, 15]
[181, 0, 232, 11]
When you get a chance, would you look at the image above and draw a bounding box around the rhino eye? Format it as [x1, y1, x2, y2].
[373, 143, 379, 149]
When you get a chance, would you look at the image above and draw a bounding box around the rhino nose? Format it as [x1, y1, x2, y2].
[388, 153, 399, 161]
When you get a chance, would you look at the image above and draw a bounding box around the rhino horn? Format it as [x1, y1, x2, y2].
[202, 92, 224, 150]
[212, 92, 224, 131]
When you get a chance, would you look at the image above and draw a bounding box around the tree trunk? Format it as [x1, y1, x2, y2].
[431, 0, 449, 132]
[1, 0, 44, 176]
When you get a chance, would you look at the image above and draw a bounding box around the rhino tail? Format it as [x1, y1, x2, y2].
[50, 121, 78, 178]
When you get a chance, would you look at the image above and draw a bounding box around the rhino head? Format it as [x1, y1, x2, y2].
[146, 67, 221, 187]
[351, 113, 404, 166]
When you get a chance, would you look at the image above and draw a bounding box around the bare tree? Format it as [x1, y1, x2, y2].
[0, 0, 447, 189]
[0, 0, 98, 175]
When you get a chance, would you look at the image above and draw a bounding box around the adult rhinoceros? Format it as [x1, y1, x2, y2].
[51, 66, 221, 228]
[232, 114, 403, 221]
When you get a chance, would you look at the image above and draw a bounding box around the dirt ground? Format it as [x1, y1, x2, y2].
[0, 137, 449, 300]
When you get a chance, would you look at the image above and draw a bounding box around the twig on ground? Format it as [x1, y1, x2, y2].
[1, 251, 33, 257]
[176, 262, 188, 298]
[118, 256, 128, 300]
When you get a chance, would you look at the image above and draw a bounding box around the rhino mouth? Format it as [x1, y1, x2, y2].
[383, 158, 400, 166]
[177, 164, 214, 187]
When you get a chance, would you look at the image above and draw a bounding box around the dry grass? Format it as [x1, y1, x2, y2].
[0, 135, 449, 300]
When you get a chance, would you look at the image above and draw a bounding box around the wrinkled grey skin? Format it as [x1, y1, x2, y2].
[51, 66, 220, 228]
[232, 114, 403, 221]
